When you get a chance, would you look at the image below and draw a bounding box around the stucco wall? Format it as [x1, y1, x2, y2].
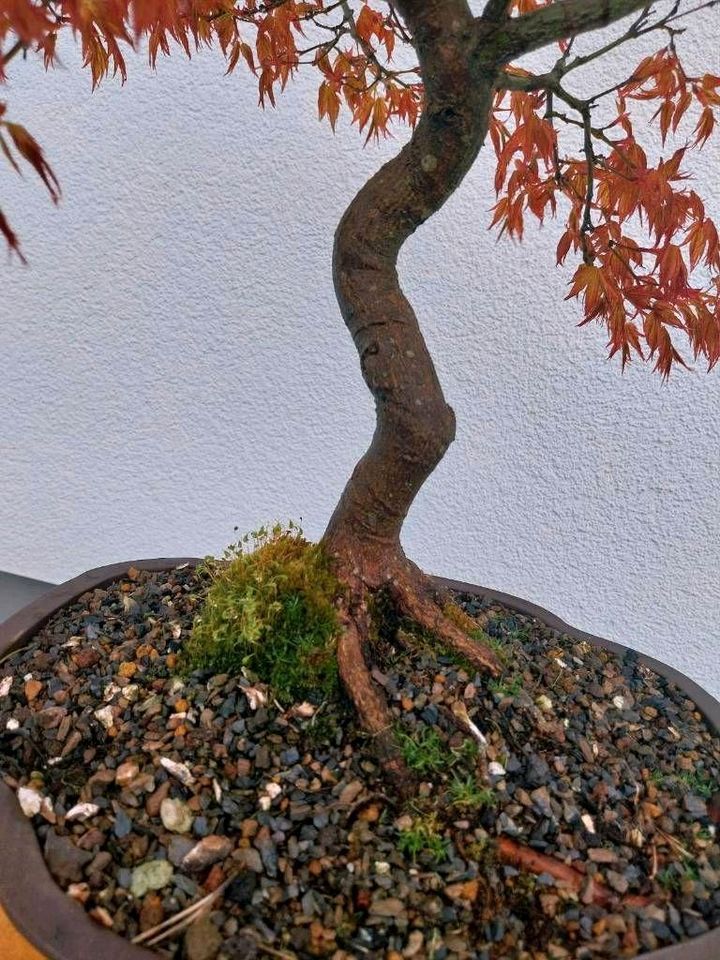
[2, 11, 719, 697]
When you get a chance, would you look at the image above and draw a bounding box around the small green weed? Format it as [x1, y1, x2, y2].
[397, 727, 481, 778]
[470, 628, 512, 665]
[649, 768, 717, 799]
[397, 814, 449, 863]
[657, 863, 700, 892]
[180, 522, 342, 703]
[450, 737, 480, 767]
[397, 726, 446, 775]
[466, 835, 496, 866]
[488, 673, 523, 698]
[448, 775, 496, 810]
[676, 769, 717, 799]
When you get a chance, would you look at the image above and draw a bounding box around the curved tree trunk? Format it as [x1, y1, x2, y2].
[319, 1, 504, 754]
[322, 0, 496, 575]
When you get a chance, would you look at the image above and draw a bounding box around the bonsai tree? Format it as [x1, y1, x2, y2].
[2, 0, 718, 770]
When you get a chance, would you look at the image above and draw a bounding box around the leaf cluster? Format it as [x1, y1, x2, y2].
[491, 28, 720, 378]
[1, 0, 718, 377]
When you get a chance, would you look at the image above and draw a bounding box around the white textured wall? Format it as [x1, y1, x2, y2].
[2, 12, 719, 697]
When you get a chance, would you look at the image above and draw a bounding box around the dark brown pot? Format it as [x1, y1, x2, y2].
[1, 559, 718, 960]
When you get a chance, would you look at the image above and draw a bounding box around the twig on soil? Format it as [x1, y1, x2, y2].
[497, 837, 652, 908]
[131, 870, 239, 946]
[650, 840, 659, 880]
[656, 828, 694, 861]
[243, 931, 298, 960]
[0, 645, 31, 666]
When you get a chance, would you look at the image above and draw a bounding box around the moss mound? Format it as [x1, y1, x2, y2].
[180, 522, 342, 703]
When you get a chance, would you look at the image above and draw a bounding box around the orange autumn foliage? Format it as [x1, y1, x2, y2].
[1, 0, 719, 377]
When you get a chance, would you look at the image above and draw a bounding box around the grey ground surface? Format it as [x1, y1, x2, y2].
[0, 571, 54, 623]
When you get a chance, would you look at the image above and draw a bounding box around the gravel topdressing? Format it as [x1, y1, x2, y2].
[0, 563, 719, 960]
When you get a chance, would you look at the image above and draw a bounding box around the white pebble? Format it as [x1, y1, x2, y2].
[160, 757, 195, 786]
[629, 827, 645, 847]
[65, 803, 100, 822]
[244, 686, 267, 710]
[488, 762, 506, 777]
[0, 676, 12, 697]
[160, 797, 194, 833]
[6, 718, 20, 731]
[94, 706, 115, 730]
[293, 702, 315, 718]
[612, 695, 625, 709]
[103, 683, 121, 702]
[17, 786, 44, 817]
[122, 684, 140, 703]
[581, 814, 596, 834]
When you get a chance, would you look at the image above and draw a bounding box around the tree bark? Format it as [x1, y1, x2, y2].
[322, 0, 496, 572]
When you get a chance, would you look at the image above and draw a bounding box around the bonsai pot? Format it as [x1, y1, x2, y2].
[1, 558, 718, 960]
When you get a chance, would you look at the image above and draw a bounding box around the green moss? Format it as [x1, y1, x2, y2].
[305, 711, 341, 748]
[397, 814, 449, 863]
[180, 522, 342, 704]
[450, 737, 480, 767]
[657, 862, 700, 892]
[448, 774, 496, 810]
[397, 726, 446, 775]
[473, 628, 510, 664]
[675, 769, 718, 799]
[649, 768, 718, 799]
[488, 672, 524, 698]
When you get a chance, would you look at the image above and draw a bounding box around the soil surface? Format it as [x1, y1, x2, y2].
[1, 564, 719, 960]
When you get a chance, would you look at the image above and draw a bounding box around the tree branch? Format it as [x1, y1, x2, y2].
[0, 39, 26, 69]
[495, 0, 653, 62]
[482, 0, 512, 21]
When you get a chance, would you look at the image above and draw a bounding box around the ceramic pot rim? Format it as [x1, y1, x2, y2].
[1, 559, 717, 960]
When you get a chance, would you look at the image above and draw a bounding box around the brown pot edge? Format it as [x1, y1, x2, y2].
[0, 558, 716, 960]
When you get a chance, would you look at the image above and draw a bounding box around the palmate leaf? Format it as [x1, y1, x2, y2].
[0, 203, 25, 263]
[5, 120, 60, 201]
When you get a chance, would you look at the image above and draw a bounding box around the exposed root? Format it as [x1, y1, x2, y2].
[389, 570, 501, 676]
[497, 838, 652, 909]
[336, 603, 406, 788]
[329, 542, 500, 789]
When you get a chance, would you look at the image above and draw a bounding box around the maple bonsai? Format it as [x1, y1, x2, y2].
[2, 0, 719, 771]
